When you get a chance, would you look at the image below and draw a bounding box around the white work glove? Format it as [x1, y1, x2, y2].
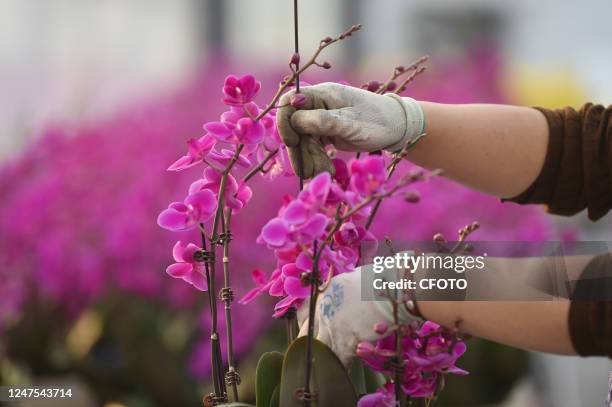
[277, 82, 426, 178]
[296, 267, 421, 366]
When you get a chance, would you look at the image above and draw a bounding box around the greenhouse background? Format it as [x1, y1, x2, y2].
[1, 1, 611, 406]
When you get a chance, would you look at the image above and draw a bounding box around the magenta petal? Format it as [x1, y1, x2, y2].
[185, 189, 217, 219]
[272, 296, 301, 318]
[198, 134, 216, 149]
[172, 241, 185, 262]
[269, 273, 285, 296]
[167, 155, 194, 172]
[281, 263, 301, 278]
[239, 287, 264, 304]
[224, 75, 239, 87]
[187, 268, 208, 291]
[447, 365, 469, 375]
[166, 262, 192, 278]
[181, 243, 201, 262]
[203, 166, 222, 183]
[295, 252, 313, 271]
[251, 268, 267, 285]
[308, 172, 331, 202]
[169, 202, 188, 211]
[204, 122, 233, 140]
[358, 391, 393, 407]
[236, 184, 252, 205]
[236, 153, 252, 167]
[221, 110, 242, 125]
[236, 118, 264, 145]
[158, 208, 188, 231]
[261, 218, 289, 247]
[188, 179, 205, 194]
[283, 201, 308, 224]
[298, 213, 328, 239]
[243, 102, 259, 118]
[240, 74, 256, 92]
[284, 277, 310, 298]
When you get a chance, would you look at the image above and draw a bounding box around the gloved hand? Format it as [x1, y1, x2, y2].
[277, 82, 426, 178]
[296, 267, 421, 366]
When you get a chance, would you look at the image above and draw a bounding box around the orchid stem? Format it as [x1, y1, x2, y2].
[220, 209, 240, 401]
[303, 240, 319, 406]
[200, 229, 226, 401]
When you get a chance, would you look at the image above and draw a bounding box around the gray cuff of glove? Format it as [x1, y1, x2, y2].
[384, 94, 426, 153]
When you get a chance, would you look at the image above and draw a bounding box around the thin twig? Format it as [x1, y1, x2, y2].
[240, 149, 278, 186]
[254, 24, 361, 121]
[394, 66, 427, 95]
[375, 55, 429, 94]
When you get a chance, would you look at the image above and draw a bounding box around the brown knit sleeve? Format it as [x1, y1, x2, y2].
[568, 253, 612, 358]
[506, 104, 612, 220]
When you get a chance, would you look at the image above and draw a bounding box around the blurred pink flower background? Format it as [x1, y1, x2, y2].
[0, 48, 554, 380]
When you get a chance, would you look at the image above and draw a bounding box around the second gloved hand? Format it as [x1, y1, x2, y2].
[296, 267, 421, 366]
[277, 82, 425, 178]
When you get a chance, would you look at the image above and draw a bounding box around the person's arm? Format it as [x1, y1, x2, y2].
[417, 254, 593, 355]
[422, 301, 573, 354]
[298, 254, 600, 364]
[409, 103, 548, 198]
[279, 84, 612, 220]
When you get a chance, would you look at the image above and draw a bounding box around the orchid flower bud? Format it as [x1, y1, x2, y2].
[356, 341, 376, 358]
[365, 81, 381, 92]
[321, 61, 332, 69]
[373, 322, 389, 335]
[385, 81, 398, 92]
[290, 52, 300, 65]
[404, 191, 420, 203]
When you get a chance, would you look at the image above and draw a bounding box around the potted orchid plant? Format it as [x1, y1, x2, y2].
[157, 20, 470, 407]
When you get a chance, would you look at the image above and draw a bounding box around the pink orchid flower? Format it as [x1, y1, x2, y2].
[358, 383, 396, 407]
[332, 158, 351, 189]
[204, 116, 264, 146]
[189, 167, 252, 212]
[281, 251, 332, 299]
[349, 155, 387, 195]
[204, 102, 264, 146]
[260, 211, 328, 249]
[254, 145, 293, 180]
[206, 148, 251, 170]
[239, 269, 270, 304]
[297, 172, 332, 208]
[272, 295, 303, 318]
[157, 189, 217, 231]
[167, 134, 216, 172]
[166, 241, 207, 291]
[222, 74, 261, 106]
[359, 320, 467, 398]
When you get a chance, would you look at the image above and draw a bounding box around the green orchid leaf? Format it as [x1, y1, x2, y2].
[269, 385, 280, 407]
[256, 351, 284, 407]
[363, 365, 387, 394]
[349, 359, 367, 395]
[279, 337, 358, 406]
